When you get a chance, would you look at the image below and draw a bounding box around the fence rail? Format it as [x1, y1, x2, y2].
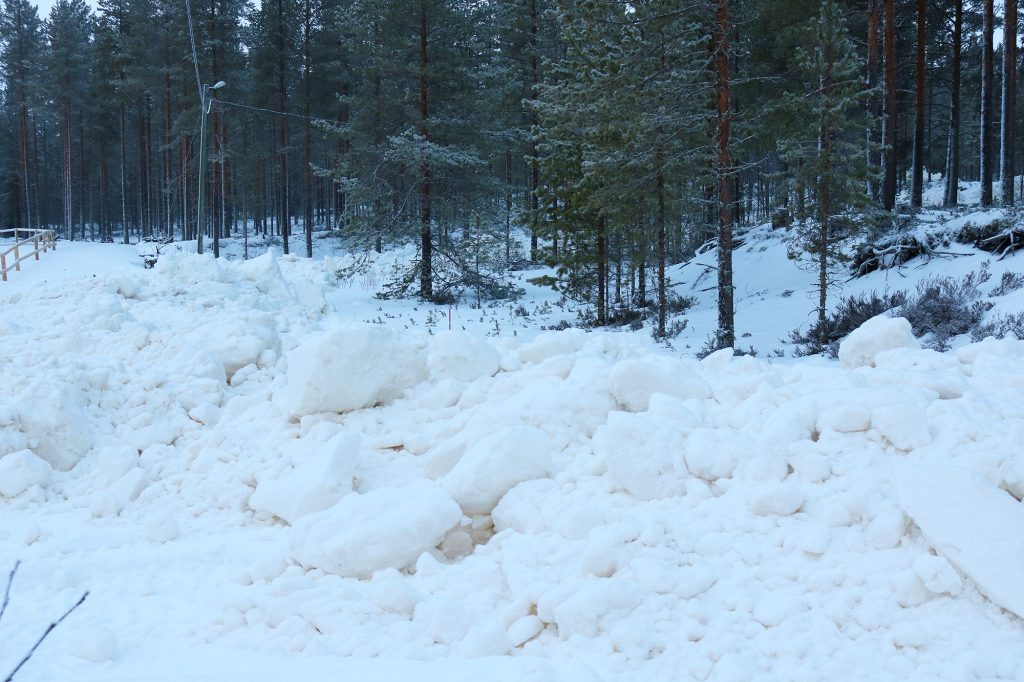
[0, 228, 56, 282]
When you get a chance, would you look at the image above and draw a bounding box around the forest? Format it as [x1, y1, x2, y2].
[0, 0, 1015, 347]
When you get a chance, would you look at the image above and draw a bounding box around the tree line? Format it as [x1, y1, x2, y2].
[0, 0, 1016, 347]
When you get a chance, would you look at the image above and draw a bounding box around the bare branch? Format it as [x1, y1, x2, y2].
[4, 591, 89, 682]
[0, 560, 19, 629]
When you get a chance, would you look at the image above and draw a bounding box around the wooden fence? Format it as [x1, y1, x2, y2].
[0, 228, 56, 282]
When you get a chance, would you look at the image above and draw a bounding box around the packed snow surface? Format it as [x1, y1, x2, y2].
[3, 243, 1024, 681]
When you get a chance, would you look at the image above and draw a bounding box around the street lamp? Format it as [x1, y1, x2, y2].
[196, 80, 226, 256]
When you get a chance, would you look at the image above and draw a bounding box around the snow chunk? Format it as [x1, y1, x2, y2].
[898, 464, 1024, 618]
[608, 357, 711, 412]
[594, 411, 688, 500]
[249, 433, 359, 524]
[816, 405, 871, 433]
[750, 482, 804, 516]
[208, 314, 280, 379]
[16, 382, 93, 471]
[912, 554, 963, 596]
[427, 331, 501, 383]
[839, 315, 919, 369]
[238, 249, 292, 298]
[282, 325, 428, 416]
[290, 480, 462, 578]
[443, 425, 553, 515]
[872, 403, 931, 451]
[516, 329, 588, 365]
[0, 449, 51, 498]
[684, 428, 749, 481]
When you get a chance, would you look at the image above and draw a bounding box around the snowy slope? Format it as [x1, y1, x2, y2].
[2, 210, 1024, 681]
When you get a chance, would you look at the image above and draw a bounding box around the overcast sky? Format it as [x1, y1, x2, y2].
[22, 0, 1012, 51]
[32, 0, 97, 18]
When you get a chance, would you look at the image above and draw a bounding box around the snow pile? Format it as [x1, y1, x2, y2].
[6, 257, 1024, 681]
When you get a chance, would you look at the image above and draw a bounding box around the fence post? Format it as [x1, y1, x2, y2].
[34, 237, 39, 260]
[13, 243, 19, 271]
[1, 253, 6, 282]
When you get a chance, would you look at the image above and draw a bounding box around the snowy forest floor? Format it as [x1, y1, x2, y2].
[3, 185, 1024, 681]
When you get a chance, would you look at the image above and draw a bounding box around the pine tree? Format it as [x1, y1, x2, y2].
[534, 0, 708, 329]
[0, 0, 42, 230]
[780, 0, 872, 328]
[44, 0, 92, 240]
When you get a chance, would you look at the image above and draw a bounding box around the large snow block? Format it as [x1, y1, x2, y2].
[427, 331, 501, 383]
[897, 463, 1024, 619]
[249, 433, 359, 524]
[0, 449, 51, 498]
[608, 357, 711, 412]
[839, 315, 919, 369]
[594, 411, 688, 500]
[290, 480, 462, 578]
[17, 382, 93, 471]
[281, 325, 428, 416]
[442, 425, 553, 515]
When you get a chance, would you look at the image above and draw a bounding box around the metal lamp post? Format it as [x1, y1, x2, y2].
[196, 80, 226, 255]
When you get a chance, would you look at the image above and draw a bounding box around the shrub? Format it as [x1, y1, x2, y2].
[900, 271, 993, 350]
[971, 311, 1024, 342]
[791, 290, 908, 357]
[991, 270, 1024, 297]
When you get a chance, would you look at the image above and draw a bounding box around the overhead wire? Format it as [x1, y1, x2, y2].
[183, 0, 203, 105]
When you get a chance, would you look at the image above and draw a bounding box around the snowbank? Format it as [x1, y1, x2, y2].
[6, 248, 1024, 681]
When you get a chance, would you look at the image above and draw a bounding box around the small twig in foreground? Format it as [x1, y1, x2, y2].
[3, 591, 89, 682]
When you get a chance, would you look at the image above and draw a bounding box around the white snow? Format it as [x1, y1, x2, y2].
[839, 315, 920, 368]
[281, 325, 428, 416]
[0, 449, 51, 498]
[442, 425, 554, 516]
[249, 433, 359, 524]
[897, 463, 1024, 619]
[290, 480, 463, 578]
[4, 228, 1024, 681]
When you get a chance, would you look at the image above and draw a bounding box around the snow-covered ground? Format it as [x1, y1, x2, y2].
[3, 199, 1024, 681]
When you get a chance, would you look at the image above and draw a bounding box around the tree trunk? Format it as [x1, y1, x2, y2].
[597, 215, 607, 326]
[982, 0, 994, 206]
[529, 0, 540, 260]
[303, 0, 313, 257]
[714, 0, 734, 349]
[882, 0, 897, 210]
[911, 0, 925, 207]
[945, 0, 962, 207]
[120, 97, 129, 244]
[868, 0, 884, 199]
[1003, 0, 1018, 205]
[419, 0, 432, 300]
[277, 0, 290, 254]
[657, 164, 666, 337]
